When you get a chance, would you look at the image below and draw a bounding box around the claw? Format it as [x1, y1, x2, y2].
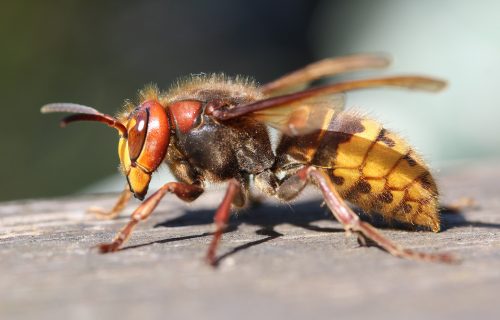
[205, 252, 218, 267]
[97, 242, 121, 254]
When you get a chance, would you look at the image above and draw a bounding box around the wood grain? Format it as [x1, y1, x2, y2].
[1, 161, 499, 320]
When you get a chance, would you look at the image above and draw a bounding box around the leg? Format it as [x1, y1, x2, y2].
[87, 184, 132, 220]
[98, 182, 204, 253]
[297, 167, 456, 263]
[205, 179, 241, 266]
[440, 197, 477, 213]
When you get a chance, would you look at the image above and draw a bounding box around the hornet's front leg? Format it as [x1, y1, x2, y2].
[98, 182, 204, 253]
[87, 184, 132, 220]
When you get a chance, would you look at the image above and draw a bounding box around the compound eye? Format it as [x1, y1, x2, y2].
[128, 108, 148, 162]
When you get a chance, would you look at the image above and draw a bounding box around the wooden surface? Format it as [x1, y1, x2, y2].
[1, 161, 500, 320]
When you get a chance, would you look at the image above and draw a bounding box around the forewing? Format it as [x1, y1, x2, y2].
[212, 75, 446, 135]
[249, 93, 345, 136]
[262, 54, 391, 96]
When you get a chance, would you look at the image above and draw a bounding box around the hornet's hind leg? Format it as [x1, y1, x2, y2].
[257, 166, 457, 264]
[301, 167, 456, 263]
[440, 197, 478, 213]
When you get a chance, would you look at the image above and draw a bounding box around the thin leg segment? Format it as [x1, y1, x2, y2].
[440, 197, 477, 213]
[87, 185, 132, 220]
[98, 182, 204, 253]
[205, 179, 241, 266]
[298, 167, 456, 264]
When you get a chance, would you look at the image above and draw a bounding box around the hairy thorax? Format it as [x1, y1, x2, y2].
[161, 75, 275, 185]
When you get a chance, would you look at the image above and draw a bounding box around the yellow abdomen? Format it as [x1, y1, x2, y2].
[311, 112, 440, 232]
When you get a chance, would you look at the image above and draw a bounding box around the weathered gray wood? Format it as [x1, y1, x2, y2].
[1, 161, 500, 320]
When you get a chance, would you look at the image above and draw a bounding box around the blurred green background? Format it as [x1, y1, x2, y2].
[1, 0, 499, 202]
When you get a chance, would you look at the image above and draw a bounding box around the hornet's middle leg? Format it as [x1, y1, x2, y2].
[205, 179, 241, 266]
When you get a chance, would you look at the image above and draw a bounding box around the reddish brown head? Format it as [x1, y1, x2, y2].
[41, 100, 170, 200]
[118, 100, 170, 199]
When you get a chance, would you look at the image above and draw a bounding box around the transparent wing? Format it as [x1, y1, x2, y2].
[249, 93, 345, 136]
[212, 75, 445, 136]
[262, 54, 391, 96]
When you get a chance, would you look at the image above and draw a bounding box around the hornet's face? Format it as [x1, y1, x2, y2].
[118, 100, 170, 200]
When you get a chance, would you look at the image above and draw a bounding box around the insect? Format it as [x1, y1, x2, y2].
[41, 54, 454, 265]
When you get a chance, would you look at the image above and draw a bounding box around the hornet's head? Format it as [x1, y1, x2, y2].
[118, 100, 170, 199]
[41, 99, 170, 200]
